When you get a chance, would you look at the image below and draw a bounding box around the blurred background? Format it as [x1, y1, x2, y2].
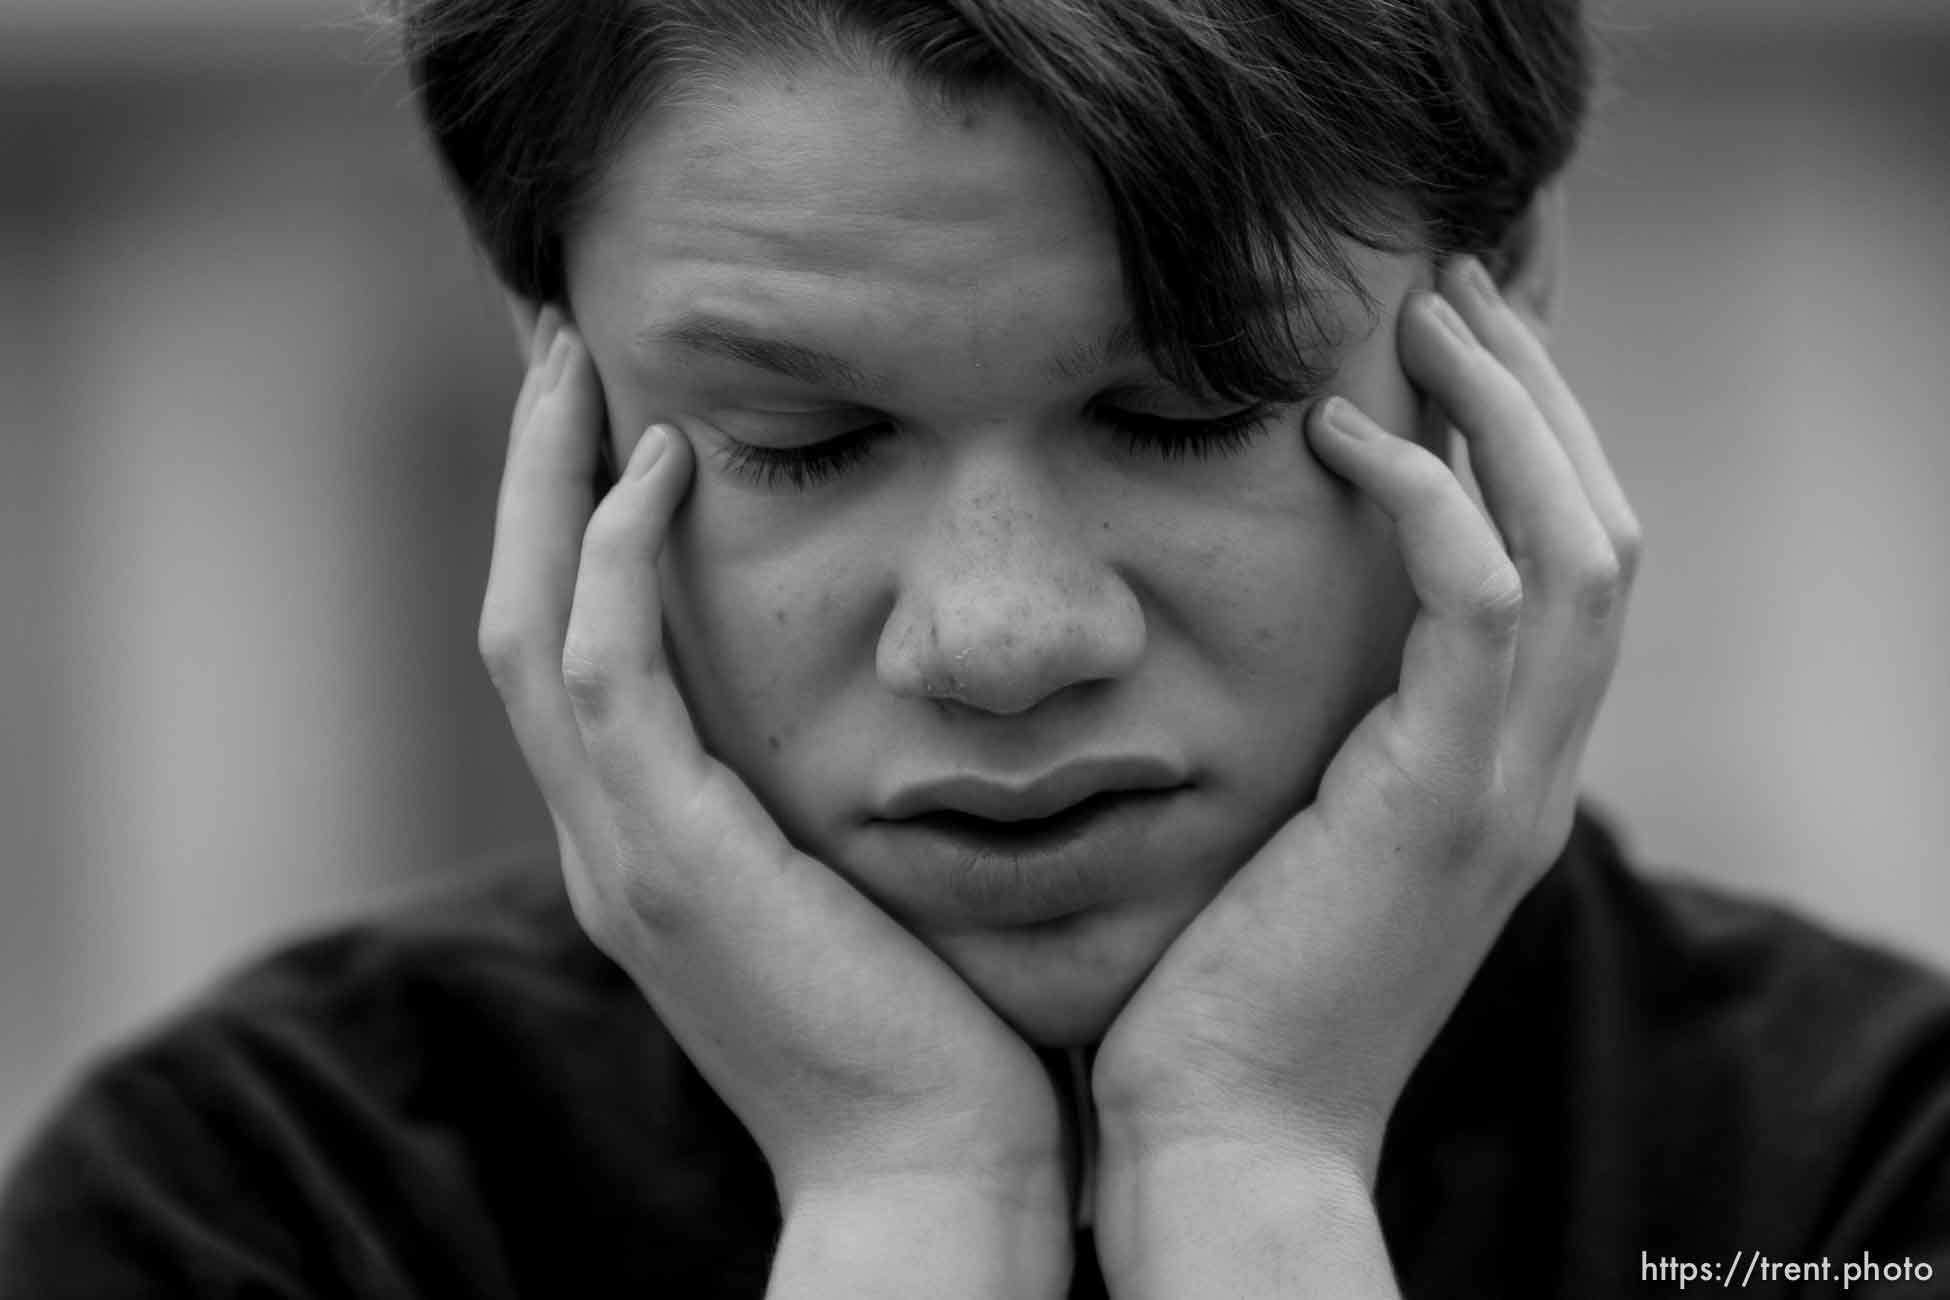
[2, 0, 1948, 1170]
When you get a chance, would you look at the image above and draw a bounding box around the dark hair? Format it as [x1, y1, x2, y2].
[390, 0, 1595, 402]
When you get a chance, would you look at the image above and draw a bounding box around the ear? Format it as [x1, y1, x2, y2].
[1488, 178, 1569, 345]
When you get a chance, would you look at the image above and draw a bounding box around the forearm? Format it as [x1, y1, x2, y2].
[1094, 1146, 1401, 1300]
[767, 1178, 1072, 1300]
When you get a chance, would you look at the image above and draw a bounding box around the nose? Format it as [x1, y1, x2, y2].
[876, 457, 1144, 716]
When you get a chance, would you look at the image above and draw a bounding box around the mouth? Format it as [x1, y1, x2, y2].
[880, 786, 1186, 926]
[900, 788, 1137, 849]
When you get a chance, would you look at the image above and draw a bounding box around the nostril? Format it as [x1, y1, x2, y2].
[877, 573, 1146, 714]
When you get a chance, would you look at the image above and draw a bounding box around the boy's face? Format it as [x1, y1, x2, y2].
[563, 61, 1436, 1046]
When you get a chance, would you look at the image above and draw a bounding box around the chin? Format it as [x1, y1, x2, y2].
[995, 991, 1122, 1048]
[924, 904, 1172, 1048]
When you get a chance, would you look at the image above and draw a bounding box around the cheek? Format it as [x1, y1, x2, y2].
[1145, 412, 1413, 655]
[1142, 426, 1417, 801]
[1205, 294, 1426, 703]
[1202, 495, 1413, 706]
[656, 487, 866, 814]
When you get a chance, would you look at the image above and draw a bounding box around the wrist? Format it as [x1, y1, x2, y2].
[1092, 1144, 1398, 1300]
[1091, 1065, 1389, 1198]
[769, 1174, 1072, 1300]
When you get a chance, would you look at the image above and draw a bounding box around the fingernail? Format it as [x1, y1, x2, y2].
[543, 323, 574, 389]
[1460, 255, 1500, 301]
[1424, 292, 1475, 349]
[1318, 396, 1375, 441]
[531, 304, 563, 367]
[628, 424, 671, 478]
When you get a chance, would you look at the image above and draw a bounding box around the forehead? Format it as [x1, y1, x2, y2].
[570, 60, 1127, 331]
[564, 58, 1407, 400]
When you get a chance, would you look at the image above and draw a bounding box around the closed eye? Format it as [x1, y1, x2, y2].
[716, 402, 1281, 491]
[1104, 404, 1277, 461]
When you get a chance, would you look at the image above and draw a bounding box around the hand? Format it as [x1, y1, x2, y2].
[1089, 255, 1640, 1199]
[477, 311, 1070, 1250]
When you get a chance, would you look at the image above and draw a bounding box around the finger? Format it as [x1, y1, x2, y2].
[1307, 397, 1520, 795]
[561, 423, 707, 791]
[1446, 256, 1643, 586]
[509, 304, 561, 441]
[1398, 278, 1626, 777]
[478, 321, 609, 827]
[560, 420, 820, 935]
[557, 418, 1003, 1131]
[1398, 283, 1619, 620]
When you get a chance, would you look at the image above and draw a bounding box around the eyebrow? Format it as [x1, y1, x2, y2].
[637, 314, 1145, 400]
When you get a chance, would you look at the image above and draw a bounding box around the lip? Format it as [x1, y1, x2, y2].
[878, 787, 1184, 926]
[872, 757, 1189, 926]
[878, 755, 1188, 823]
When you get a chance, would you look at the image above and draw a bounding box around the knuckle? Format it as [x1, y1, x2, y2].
[477, 620, 541, 696]
[1464, 562, 1526, 638]
[1611, 512, 1646, 586]
[559, 642, 619, 714]
[562, 859, 622, 953]
[1375, 726, 1496, 818]
[1563, 548, 1623, 621]
[561, 825, 695, 962]
[616, 863, 697, 939]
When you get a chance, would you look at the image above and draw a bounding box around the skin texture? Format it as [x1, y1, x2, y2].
[560, 63, 1436, 1046]
[485, 53, 1639, 1294]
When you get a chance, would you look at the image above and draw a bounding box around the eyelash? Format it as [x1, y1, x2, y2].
[717, 404, 1279, 491]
